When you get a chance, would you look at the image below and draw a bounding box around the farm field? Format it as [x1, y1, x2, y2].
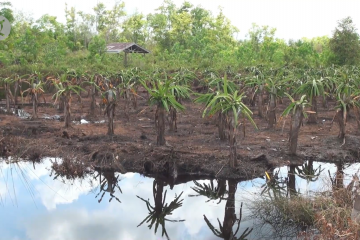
[0, 68, 359, 181]
[2, 0, 360, 238]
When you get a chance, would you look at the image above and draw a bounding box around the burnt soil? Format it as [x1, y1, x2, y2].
[0, 87, 359, 181]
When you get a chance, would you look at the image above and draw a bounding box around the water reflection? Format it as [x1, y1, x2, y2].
[295, 160, 324, 196]
[137, 179, 184, 240]
[1, 158, 360, 240]
[203, 179, 253, 240]
[287, 165, 297, 197]
[331, 162, 345, 190]
[261, 168, 288, 198]
[189, 179, 227, 204]
[94, 169, 122, 203]
[296, 160, 323, 183]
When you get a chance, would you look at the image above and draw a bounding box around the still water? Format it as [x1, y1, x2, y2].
[0, 158, 359, 240]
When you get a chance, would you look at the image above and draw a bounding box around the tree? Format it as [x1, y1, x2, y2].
[245, 66, 266, 118]
[104, 1, 126, 42]
[295, 72, 328, 124]
[263, 68, 288, 129]
[0, 2, 14, 23]
[168, 75, 191, 132]
[0, 76, 14, 112]
[65, 4, 80, 51]
[88, 74, 102, 115]
[22, 73, 45, 119]
[329, 16, 360, 65]
[102, 80, 117, 135]
[282, 94, 309, 155]
[93, 2, 107, 33]
[77, 11, 95, 48]
[120, 12, 147, 44]
[332, 66, 360, 143]
[15, 27, 40, 61]
[52, 73, 84, 128]
[116, 68, 142, 121]
[141, 71, 186, 146]
[195, 73, 238, 141]
[197, 75, 257, 167]
[88, 35, 107, 60]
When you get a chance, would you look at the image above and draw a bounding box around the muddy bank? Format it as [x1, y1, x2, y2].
[0, 91, 359, 180]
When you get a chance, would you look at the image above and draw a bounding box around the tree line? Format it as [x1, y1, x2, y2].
[1, 1, 360, 73]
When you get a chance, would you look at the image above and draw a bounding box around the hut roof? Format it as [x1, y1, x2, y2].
[106, 43, 150, 54]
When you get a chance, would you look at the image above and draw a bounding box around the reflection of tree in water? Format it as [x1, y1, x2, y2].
[329, 162, 345, 190]
[261, 165, 300, 198]
[295, 160, 323, 195]
[295, 160, 323, 182]
[94, 169, 122, 203]
[261, 168, 288, 198]
[249, 165, 316, 239]
[50, 158, 87, 181]
[50, 159, 123, 203]
[189, 179, 227, 204]
[287, 165, 297, 197]
[137, 179, 184, 240]
[203, 179, 253, 240]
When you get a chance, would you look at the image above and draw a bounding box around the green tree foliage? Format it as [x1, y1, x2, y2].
[329, 16, 360, 65]
[0, 1, 14, 23]
[15, 28, 40, 62]
[65, 4, 80, 51]
[0, 0, 358, 73]
[88, 35, 107, 61]
[120, 12, 147, 44]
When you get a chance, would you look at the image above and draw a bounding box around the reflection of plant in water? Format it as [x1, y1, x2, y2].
[1, 159, 39, 207]
[189, 179, 227, 204]
[287, 165, 298, 197]
[51, 158, 86, 181]
[329, 162, 345, 190]
[295, 160, 323, 196]
[262, 166, 299, 198]
[295, 160, 323, 182]
[94, 170, 122, 203]
[137, 179, 185, 240]
[203, 180, 253, 240]
[261, 169, 287, 198]
[248, 194, 316, 239]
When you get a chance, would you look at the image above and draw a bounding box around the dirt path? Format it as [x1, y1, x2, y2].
[0, 89, 359, 180]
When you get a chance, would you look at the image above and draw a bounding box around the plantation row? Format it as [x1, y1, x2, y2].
[1, 65, 360, 167]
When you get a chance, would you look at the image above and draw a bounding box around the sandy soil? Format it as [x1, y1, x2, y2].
[0, 87, 359, 181]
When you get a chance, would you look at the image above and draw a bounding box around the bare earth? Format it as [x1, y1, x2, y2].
[0, 87, 359, 181]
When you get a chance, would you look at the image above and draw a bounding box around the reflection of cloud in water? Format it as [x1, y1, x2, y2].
[25, 209, 125, 240]
[26, 158, 94, 211]
[2, 158, 360, 240]
[24, 174, 227, 240]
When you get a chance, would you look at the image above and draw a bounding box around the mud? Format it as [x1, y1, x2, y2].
[0, 87, 359, 180]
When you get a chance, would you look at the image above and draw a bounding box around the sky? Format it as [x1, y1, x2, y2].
[8, 0, 360, 41]
[1, 156, 355, 240]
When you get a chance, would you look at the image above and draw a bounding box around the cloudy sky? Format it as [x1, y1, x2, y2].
[9, 0, 360, 41]
[1, 157, 355, 240]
